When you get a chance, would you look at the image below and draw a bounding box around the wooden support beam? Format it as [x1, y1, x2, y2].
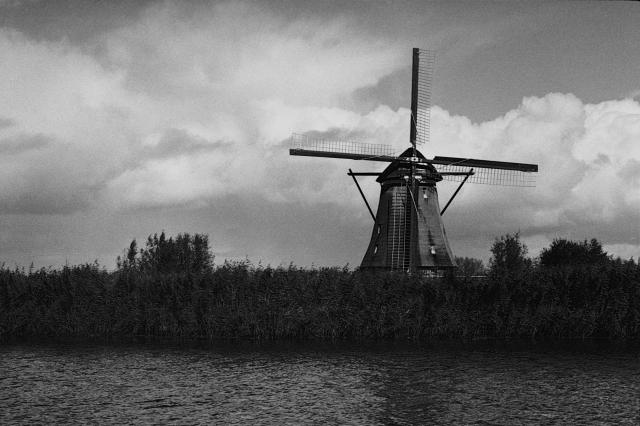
[348, 168, 376, 223]
[440, 169, 473, 216]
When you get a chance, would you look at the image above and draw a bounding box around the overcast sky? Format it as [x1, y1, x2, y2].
[1, 0, 639, 269]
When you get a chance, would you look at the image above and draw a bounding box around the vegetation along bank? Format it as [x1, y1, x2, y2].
[1, 233, 639, 342]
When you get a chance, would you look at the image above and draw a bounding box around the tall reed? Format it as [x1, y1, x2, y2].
[1, 234, 639, 342]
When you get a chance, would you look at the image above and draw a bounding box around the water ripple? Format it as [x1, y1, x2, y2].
[1, 343, 639, 424]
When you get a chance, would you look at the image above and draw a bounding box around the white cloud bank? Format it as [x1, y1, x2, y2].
[428, 94, 640, 258]
[0, 1, 639, 262]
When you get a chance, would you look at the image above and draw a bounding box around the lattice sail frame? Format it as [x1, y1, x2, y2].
[436, 164, 536, 187]
[291, 133, 537, 186]
[290, 133, 395, 158]
[414, 49, 435, 147]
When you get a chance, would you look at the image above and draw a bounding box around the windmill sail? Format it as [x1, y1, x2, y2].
[411, 49, 435, 147]
[290, 134, 538, 186]
[437, 165, 536, 187]
[433, 156, 538, 187]
[289, 133, 397, 161]
[432, 156, 538, 172]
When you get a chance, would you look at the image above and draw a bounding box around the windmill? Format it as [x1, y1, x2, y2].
[289, 48, 538, 272]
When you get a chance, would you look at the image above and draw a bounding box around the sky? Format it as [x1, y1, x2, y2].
[1, 0, 639, 269]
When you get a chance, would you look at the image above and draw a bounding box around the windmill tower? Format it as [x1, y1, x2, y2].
[290, 48, 538, 272]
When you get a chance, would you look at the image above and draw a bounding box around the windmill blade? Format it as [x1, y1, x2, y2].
[289, 133, 399, 162]
[432, 156, 538, 172]
[432, 155, 537, 187]
[436, 164, 537, 187]
[410, 49, 435, 147]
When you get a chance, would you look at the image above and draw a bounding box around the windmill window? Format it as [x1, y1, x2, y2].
[377, 225, 381, 234]
[374, 245, 378, 255]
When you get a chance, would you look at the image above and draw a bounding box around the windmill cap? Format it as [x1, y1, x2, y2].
[377, 147, 442, 183]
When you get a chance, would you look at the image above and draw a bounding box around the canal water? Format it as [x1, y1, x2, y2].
[1, 342, 639, 424]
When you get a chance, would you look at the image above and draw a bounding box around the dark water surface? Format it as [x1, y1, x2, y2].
[1, 342, 639, 424]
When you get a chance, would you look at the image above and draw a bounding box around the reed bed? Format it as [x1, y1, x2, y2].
[1, 234, 639, 342]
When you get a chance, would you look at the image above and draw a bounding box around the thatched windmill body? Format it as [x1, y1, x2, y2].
[290, 49, 538, 272]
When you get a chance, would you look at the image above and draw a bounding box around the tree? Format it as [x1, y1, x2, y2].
[488, 233, 531, 278]
[539, 238, 608, 267]
[126, 239, 138, 266]
[118, 232, 214, 274]
[455, 257, 486, 277]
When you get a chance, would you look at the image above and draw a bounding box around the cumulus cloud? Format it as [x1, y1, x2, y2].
[93, 1, 408, 210]
[0, 0, 638, 264]
[427, 93, 640, 257]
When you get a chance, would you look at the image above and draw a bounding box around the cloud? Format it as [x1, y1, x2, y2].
[101, 1, 404, 105]
[0, 26, 145, 214]
[0, 0, 40, 8]
[0, 116, 14, 128]
[428, 93, 640, 258]
[0, 133, 48, 154]
[627, 89, 640, 102]
[0, 1, 405, 217]
[91, 1, 408, 210]
[0, 1, 638, 264]
[277, 91, 640, 259]
[142, 128, 232, 159]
